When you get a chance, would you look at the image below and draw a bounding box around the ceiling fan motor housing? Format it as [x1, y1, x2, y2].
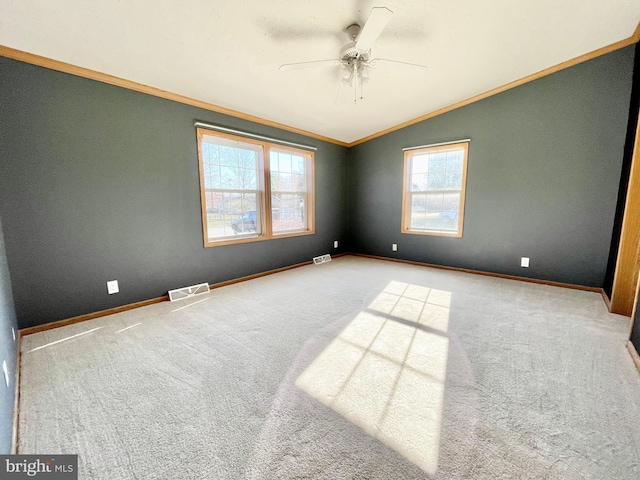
[340, 41, 370, 62]
[341, 24, 371, 62]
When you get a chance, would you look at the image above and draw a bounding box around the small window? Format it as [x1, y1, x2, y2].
[197, 128, 314, 247]
[402, 142, 469, 237]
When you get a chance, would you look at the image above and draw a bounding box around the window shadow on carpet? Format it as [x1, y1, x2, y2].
[296, 280, 452, 474]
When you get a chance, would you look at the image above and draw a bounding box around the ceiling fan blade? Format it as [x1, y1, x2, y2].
[335, 82, 351, 105]
[355, 7, 393, 51]
[279, 59, 341, 71]
[370, 58, 428, 72]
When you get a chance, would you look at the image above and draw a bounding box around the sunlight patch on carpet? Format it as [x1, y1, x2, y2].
[26, 327, 102, 353]
[296, 281, 451, 474]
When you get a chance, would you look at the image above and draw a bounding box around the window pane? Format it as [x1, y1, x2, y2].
[425, 192, 444, 230]
[291, 173, 306, 192]
[272, 193, 306, 232]
[292, 155, 305, 174]
[426, 192, 444, 211]
[270, 152, 307, 193]
[410, 194, 427, 229]
[220, 162, 257, 190]
[278, 152, 292, 173]
[428, 153, 446, 172]
[205, 192, 259, 239]
[427, 172, 446, 190]
[442, 192, 460, 232]
[411, 173, 428, 192]
[445, 171, 462, 189]
[203, 163, 222, 189]
[272, 172, 291, 190]
[446, 151, 463, 171]
[443, 192, 460, 211]
[270, 154, 279, 173]
[412, 155, 429, 174]
[201, 136, 260, 191]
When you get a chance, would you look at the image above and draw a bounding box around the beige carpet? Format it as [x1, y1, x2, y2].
[17, 256, 640, 479]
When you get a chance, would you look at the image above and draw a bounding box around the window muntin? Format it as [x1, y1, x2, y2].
[402, 142, 468, 237]
[197, 128, 314, 247]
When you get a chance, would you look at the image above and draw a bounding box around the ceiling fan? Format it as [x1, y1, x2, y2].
[279, 7, 427, 104]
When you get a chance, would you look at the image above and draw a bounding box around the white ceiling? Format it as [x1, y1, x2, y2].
[1, 0, 638, 144]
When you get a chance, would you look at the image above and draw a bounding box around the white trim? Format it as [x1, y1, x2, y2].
[403, 139, 471, 152]
[195, 122, 317, 151]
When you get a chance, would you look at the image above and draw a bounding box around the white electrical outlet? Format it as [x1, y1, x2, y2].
[521, 257, 530, 268]
[334, 240, 338, 248]
[107, 280, 119, 294]
[392, 244, 398, 252]
[2, 360, 9, 387]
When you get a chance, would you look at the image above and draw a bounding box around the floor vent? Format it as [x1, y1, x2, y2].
[313, 254, 332, 265]
[168, 283, 210, 302]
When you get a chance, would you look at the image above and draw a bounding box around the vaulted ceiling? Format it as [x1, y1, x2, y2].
[1, 0, 639, 144]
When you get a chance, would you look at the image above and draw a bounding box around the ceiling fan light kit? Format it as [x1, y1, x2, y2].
[279, 6, 427, 105]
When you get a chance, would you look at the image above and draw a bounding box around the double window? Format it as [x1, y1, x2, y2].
[402, 142, 469, 237]
[196, 128, 314, 247]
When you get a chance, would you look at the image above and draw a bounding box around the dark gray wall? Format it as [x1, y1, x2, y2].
[0, 45, 636, 331]
[0, 57, 349, 329]
[632, 293, 640, 352]
[348, 46, 635, 287]
[0, 218, 18, 453]
[604, 42, 640, 297]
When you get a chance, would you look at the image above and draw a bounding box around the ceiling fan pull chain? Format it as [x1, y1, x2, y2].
[353, 62, 358, 104]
